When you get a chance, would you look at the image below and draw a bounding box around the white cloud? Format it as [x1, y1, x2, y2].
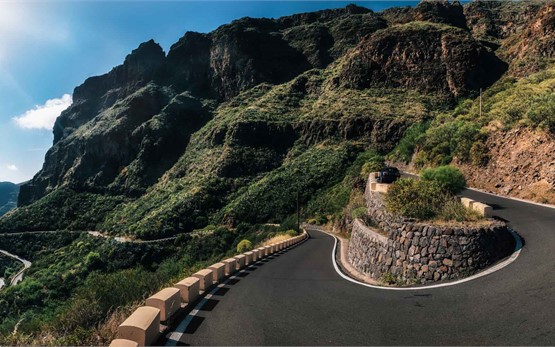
[6, 164, 18, 171]
[13, 94, 72, 130]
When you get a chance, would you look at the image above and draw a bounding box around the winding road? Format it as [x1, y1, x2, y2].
[164, 189, 554, 345]
[0, 250, 31, 288]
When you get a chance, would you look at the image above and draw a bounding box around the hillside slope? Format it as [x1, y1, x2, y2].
[2, 1, 555, 237]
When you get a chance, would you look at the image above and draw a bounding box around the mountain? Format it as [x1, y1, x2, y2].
[0, 182, 19, 217]
[1, 1, 554, 238]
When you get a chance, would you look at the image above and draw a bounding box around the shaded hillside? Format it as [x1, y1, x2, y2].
[0, 183, 19, 217]
[3, 1, 555, 237]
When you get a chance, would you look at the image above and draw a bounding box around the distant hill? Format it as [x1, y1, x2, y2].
[0, 182, 19, 216]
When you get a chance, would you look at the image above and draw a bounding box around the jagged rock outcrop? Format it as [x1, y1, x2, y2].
[9, 1, 555, 236]
[464, 0, 542, 42]
[456, 128, 555, 204]
[339, 22, 507, 97]
[53, 40, 166, 144]
[502, 2, 555, 75]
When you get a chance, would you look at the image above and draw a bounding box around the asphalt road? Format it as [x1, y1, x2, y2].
[166, 189, 555, 345]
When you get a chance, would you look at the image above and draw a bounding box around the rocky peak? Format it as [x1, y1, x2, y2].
[414, 0, 467, 29]
[338, 22, 507, 98]
[277, 4, 372, 28]
[55, 40, 166, 143]
[166, 32, 212, 95]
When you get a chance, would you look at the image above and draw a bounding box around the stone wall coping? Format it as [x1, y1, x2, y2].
[353, 219, 389, 244]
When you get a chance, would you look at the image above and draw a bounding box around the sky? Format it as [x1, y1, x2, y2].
[0, 0, 422, 183]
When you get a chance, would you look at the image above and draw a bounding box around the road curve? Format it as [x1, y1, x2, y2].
[166, 189, 555, 345]
[0, 250, 31, 288]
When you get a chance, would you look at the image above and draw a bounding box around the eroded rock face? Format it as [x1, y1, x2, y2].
[502, 2, 555, 75]
[54, 40, 166, 143]
[464, 0, 541, 41]
[15, 2, 551, 232]
[456, 128, 555, 204]
[339, 22, 507, 97]
[414, 0, 468, 29]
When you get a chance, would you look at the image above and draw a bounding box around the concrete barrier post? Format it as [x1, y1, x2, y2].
[192, 269, 213, 291]
[234, 254, 246, 269]
[145, 287, 181, 321]
[223, 258, 237, 276]
[461, 197, 475, 208]
[473, 202, 493, 218]
[208, 263, 225, 283]
[110, 339, 139, 347]
[244, 251, 254, 264]
[118, 306, 160, 346]
[258, 247, 267, 257]
[174, 277, 200, 304]
[251, 249, 259, 261]
[263, 245, 271, 256]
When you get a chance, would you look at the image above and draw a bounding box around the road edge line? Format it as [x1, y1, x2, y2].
[324, 228, 522, 291]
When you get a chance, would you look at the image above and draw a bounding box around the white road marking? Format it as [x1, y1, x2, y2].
[164, 242, 306, 346]
[466, 187, 555, 210]
[326, 228, 522, 291]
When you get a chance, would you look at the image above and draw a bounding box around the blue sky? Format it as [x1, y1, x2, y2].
[0, 1, 421, 183]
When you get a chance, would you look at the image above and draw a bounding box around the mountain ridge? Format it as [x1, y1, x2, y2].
[4, 0, 555, 238]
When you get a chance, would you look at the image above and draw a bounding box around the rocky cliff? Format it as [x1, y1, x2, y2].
[4, 1, 555, 237]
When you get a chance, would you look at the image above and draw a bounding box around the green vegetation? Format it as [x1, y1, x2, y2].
[385, 177, 479, 222]
[385, 179, 446, 220]
[0, 223, 282, 345]
[0, 254, 23, 281]
[304, 149, 382, 227]
[407, 68, 555, 168]
[236, 239, 253, 253]
[387, 122, 428, 163]
[420, 166, 466, 194]
[359, 152, 386, 180]
[0, 189, 128, 232]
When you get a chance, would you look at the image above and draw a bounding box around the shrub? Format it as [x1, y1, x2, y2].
[236, 239, 252, 253]
[388, 122, 428, 163]
[418, 119, 480, 166]
[469, 141, 490, 166]
[351, 206, 368, 220]
[385, 179, 446, 220]
[436, 198, 482, 222]
[359, 153, 386, 180]
[420, 166, 466, 194]
[285, 229, 298, 237]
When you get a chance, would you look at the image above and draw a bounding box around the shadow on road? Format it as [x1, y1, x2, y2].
[164, 243, 307, 346]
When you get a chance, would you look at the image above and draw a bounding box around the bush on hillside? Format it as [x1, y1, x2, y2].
[236, 239, 253, 253]
[385, 179, 446, 220]
[436, 197, 482, 222]
[420, 166, 466, 194]
[359, 153, 386, 180]
[285, 229, 298, 237]
[387, 122, 428, 163]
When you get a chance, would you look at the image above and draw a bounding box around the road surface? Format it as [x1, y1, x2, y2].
[165, 189, 554, 345]
[0, 249, 31, 288]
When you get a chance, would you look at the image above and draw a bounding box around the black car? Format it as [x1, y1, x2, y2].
[376, 167, 401, 183]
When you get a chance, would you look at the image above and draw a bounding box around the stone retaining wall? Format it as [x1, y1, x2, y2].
[346, 184, 515, 285]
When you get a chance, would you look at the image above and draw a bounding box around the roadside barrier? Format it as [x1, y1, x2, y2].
[460, 197, 493, 217]
[111, 231, 308, 346]
[145, 288, 181, 321]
